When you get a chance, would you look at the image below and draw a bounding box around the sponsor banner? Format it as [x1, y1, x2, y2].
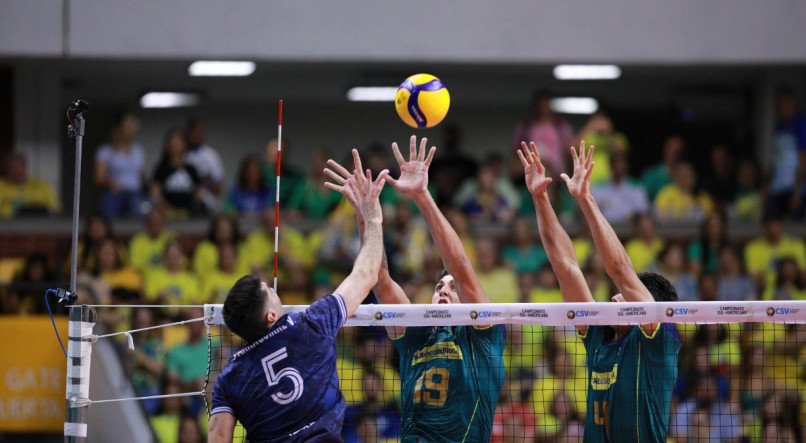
[753, 301, 803, 323]
[0, 316, 68, 432]
[657, 302, 753, 323]
[561, 302, 659, 326]
[205, 301, 806, 327]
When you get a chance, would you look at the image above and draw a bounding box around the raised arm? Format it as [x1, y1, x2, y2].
[326, 163, 389, 316]
[324, 150, 409, 306]
[519, 142, 593, 305]
[385, 136, 487, 303]
[562, 142, 653, 303]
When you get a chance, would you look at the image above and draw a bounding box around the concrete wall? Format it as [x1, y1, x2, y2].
[2, 1, 806, 63]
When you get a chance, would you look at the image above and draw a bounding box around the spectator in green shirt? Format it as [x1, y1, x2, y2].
[286, 149, 342, 219]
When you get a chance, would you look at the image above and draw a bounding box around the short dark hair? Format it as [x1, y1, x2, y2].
[637, 272, 678, 302]
[437, 269, 449, 281]
[223, 275, 269, 343]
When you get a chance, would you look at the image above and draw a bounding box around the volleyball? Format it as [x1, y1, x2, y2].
[395, 73, 450, 128]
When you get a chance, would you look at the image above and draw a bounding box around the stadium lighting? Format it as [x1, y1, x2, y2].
[550, 97, 599, 115]
[188, 61, 256, 77]
[553, 64, 621, 80]
[346, 86, 398, 102]
[140, 92, 201, 108]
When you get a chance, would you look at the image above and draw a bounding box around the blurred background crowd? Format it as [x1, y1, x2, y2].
[0, 86, 805, 442]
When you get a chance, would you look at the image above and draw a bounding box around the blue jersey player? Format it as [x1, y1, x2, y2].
[324, 139, 506, 442]
[520, 141, 680, 442]
[208, 161, 389, 442]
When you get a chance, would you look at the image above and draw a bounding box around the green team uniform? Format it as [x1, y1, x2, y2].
[392, 325, 506, 442]
[580, 324, 680, 442]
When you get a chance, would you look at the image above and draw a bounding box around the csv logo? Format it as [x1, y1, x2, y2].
[665, 308, 698, 317]
[374, 311, 405, 320]
[469, 310, 493, 319]
[567, 310, 597, 319]
[767, 307, 799, 316]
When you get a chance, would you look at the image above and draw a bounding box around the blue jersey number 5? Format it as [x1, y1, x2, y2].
[261, 347, 304, 405]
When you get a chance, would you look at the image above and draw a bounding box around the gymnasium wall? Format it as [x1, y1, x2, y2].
[2, 1, 806, 63]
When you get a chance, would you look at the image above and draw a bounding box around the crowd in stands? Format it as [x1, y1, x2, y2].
[0, 86, 805, 441]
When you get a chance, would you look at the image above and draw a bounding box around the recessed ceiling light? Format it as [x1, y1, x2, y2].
[189, 61, 256, 77]
[346, 86, 398, 102]
[140, 92, 201, 109]
[550, 97, 599, 114]
[553, 65, 621, 80]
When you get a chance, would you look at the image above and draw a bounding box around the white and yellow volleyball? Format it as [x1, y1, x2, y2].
[395, 73, 450, 128]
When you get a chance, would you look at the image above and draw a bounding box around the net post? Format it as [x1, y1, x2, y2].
[64, 305, 95, 442]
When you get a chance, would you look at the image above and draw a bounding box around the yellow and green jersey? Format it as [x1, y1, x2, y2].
[392, 325, 506, 443]
[581, 324, 680, 442]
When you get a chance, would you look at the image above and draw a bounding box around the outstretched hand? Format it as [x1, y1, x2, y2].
[385, 135, 436, 200]
[518, 141, 553, 196]
[323, 149, 388, 224]
[560, 141, 595, 199]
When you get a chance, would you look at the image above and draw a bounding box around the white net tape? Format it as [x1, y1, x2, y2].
[204, 300, 806, 327]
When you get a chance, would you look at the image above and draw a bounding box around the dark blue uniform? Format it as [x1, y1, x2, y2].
[212, 294, 348, 442]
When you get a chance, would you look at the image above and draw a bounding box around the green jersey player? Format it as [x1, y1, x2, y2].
[519, 140, 680, 442]
[325, 138, 506, 442]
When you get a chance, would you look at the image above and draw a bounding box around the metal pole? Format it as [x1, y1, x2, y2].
[64, 305, 95, 442]
[64, 100, 90, 442]
[69, 115, 84, 293]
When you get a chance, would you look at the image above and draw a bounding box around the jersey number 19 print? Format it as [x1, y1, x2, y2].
[413, 367, 450, 407]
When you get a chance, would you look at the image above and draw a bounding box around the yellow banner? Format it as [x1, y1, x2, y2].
[0, 316, 68, 432]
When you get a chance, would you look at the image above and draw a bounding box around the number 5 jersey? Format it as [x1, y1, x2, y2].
[211, 294, 347, 442]
[392, 325, 506, 443]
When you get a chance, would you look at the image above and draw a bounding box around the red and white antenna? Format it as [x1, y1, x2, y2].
[273, 99, 283, 293]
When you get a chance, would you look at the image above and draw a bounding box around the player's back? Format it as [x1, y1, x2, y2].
[393, 324, 506, 443]
[581, 324, 680, 442]
[212, 294, 347, 442]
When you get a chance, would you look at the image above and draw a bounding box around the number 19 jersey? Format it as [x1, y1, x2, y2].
[393, 325, 506, 443]
[212, 294, 347, 442]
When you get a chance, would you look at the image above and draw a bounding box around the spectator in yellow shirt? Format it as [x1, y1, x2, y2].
[743, 213, 806, 290]
[475, 238, 519, 303]
[192, 215, 242, 277]
[201, 243, 242, 303]
[624, 213, 665, 272]
[76, 214, 118, 272]
[240, 208, 321, 291]
[94, 238, 142, 299]
[144, 241, 200, 306]
[129, 209, 175, 272]
[765, 257, 806, 301]
[0, 152, 60, 218]
[529, 264, 563, 303]
[654, 162, 714, 222]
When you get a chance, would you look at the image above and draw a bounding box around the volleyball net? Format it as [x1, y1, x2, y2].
[67, 300, 805, 442]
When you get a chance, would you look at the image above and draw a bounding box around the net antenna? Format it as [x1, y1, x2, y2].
[273, 99, 283, 293]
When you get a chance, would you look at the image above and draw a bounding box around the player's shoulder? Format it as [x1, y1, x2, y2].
[394, 326, 432, 345]
[460, 323, 506, 340]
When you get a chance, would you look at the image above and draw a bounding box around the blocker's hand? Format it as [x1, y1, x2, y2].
[386, 135, 436, 199]
[323, 149, 388, 224]
[561, 141, 595, 200]
[518, 141, 553, 196]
